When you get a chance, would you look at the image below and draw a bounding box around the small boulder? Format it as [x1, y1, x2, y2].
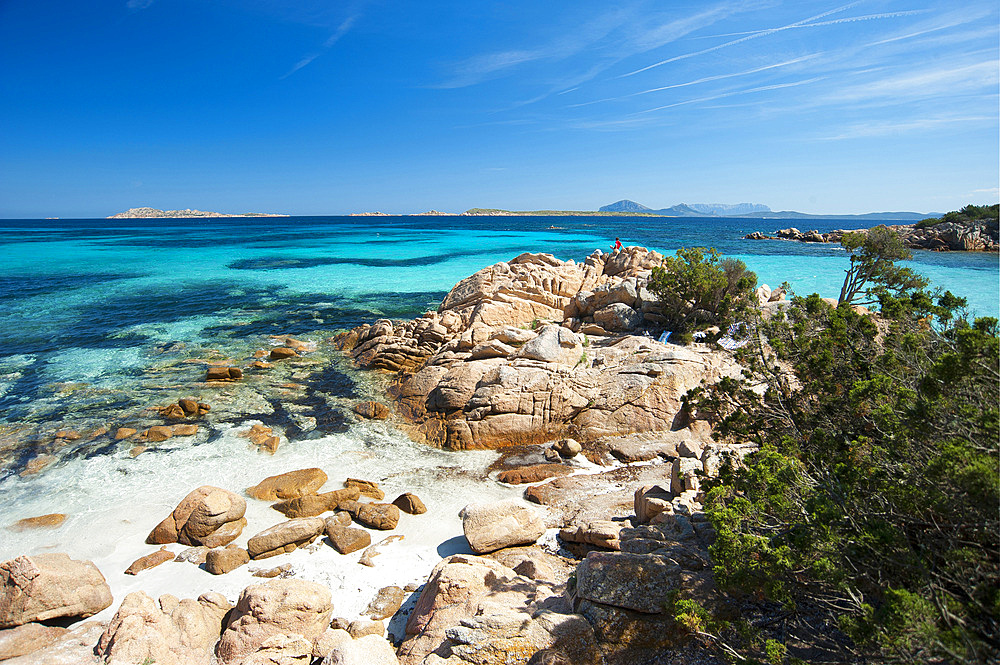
[324, 524, 371, 555]
[344, 478, 384, 500]
[247, 468, 328, 501]
[339, 501, 399, 530]
[171, 423, 198, 437]
[552, 438, 582, 458]
[246, 518, 326, 560]
[391, 493, 426, 515]
[269, 347, 298, 360]
[125, 547, 174, 575]
[178, 398, 200, 415]
[272, 487, 360, 518]
[0, 554, 113, 627]
[460, 500, 545, 554]
[206, 546, 250, 575]
[114, 427, 137, 440]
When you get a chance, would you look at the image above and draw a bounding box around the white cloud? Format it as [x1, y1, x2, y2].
[126, 0, 154, 10]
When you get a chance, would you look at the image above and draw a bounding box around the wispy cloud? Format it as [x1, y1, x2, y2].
[635, 77, 825, 114]
[281, 15, 357, 79]
[619, 3, 924, 78]
[820, 114, 996, 140]
[829, 57, 998, 104]
[436, 1, 746, 90]
[126, 0, 154, 10]
[569, 52, 823, 108]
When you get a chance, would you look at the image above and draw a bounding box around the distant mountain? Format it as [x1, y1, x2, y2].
[687, 202, 771, 216]
[599, 200, 653, 213]
[599, 200, 938, 221]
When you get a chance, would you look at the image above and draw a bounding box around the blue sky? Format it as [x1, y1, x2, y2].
[0, 0, 997, 217]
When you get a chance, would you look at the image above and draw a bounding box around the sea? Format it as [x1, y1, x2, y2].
[0, 215, 996, 626]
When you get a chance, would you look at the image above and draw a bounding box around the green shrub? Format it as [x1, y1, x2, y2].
[647, 247, 757, 337]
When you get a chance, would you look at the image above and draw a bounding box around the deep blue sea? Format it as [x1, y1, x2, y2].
[0, 214, 995, 618]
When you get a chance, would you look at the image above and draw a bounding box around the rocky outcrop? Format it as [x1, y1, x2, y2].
[147, 485, 247, 548]
[746, 220, 999, 252]
[398, 555, 602, 665]
[96, 591, 231, 665]
[334, 248, 742, 450]
[0, 554, 112, 628]
[216, 580, 333, 664]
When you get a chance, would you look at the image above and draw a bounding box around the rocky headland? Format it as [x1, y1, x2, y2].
[745, 218, 999, 252]
[108, 207, 288, 219]
[1, 246, 782, 664]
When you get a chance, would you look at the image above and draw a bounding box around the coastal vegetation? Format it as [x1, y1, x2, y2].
[915, 203, 999, 229]
[646, 247, 757, 342]
[684, 229, 999, 663]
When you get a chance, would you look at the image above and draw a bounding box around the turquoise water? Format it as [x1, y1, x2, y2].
[0, 215, 996, 469]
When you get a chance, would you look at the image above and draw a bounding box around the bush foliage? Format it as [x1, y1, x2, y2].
[685, 230, 998, 663]
[647, 247, 757, 341]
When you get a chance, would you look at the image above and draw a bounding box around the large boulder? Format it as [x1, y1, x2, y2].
[96, 591, 231, 665]
[247, 469, 328, 501]
[0, 554, 112, 628]
[593, 303, 642, 332]
[574, 551, 681, 614]
[241, 633, 312, 665]
[216, 579, 333, 664]
[247, 518, 326, 560]
[460, 500, 545, 554]
[147, 485, 247, 548]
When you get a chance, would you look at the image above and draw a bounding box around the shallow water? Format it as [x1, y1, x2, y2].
[0, 215, 995, 621]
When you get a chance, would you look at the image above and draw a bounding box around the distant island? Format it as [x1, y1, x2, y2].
[108, 207, 288, 219]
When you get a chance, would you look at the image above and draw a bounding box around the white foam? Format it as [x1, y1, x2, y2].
[0, 422, 530, 626]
